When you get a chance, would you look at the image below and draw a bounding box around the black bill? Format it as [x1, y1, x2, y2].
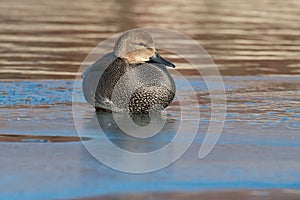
[147, 52, 175, 68]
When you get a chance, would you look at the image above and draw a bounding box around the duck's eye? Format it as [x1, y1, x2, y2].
[138, 42, 146, 47]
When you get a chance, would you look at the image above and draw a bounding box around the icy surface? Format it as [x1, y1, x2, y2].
[0, 76, 299, 199]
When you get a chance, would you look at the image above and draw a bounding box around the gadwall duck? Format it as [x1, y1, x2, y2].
[82, 30, 175, 113]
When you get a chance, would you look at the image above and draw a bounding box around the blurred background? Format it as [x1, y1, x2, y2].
[1, 0, 300, 79]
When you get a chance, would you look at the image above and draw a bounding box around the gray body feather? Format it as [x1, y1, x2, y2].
[82, 55, 175, 113]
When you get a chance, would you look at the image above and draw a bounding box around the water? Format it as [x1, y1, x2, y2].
[1, 0, 300, 78]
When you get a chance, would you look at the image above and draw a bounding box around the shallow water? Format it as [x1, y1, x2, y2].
[0, 76, 299, 199]
[1, 0, 300, 78]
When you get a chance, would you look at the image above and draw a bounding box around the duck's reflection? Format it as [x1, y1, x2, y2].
[93, 111, 178, 153]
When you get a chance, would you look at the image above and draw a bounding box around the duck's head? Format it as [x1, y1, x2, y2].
[114, 30, 175, 68]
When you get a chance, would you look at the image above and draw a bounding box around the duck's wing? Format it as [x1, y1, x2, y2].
[82, 52, 117, 108]
[81, 52, 117, 79]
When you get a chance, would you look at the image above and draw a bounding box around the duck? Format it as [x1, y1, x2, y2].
[82, 30, 176, 113]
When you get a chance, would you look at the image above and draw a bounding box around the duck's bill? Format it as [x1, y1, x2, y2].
[147, 52, 175, 68]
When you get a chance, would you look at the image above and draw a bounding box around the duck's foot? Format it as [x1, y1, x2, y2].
[95, 107, 112, 113]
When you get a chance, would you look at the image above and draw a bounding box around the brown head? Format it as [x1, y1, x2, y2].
[113, 30, 175, 67]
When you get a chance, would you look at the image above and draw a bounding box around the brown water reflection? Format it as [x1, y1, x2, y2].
[0, 133, 90, 143]
[1, 0, 300, 78]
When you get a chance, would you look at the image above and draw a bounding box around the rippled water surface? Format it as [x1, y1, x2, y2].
[1, 0, 300, 78]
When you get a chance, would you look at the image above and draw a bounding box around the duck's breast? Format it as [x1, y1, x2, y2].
[110, 63, 175, 112]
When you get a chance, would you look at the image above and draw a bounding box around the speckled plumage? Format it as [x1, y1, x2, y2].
[82, 30, 176, 113]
